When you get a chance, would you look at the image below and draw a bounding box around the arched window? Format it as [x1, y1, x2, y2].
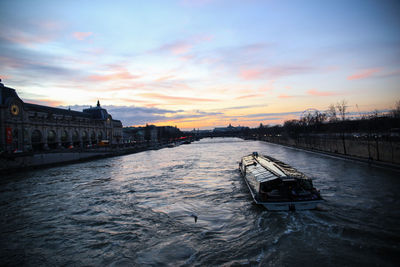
[72, 130, 79, 142]
[31, 129, 42, 150]
[98, 131, 103, 140]
[61, 130, 68, 142]
[82, 131, 88, 140]
[91, 131, 96, 141]
[47, 130, 56, 143]
[31, 130, 42, 143]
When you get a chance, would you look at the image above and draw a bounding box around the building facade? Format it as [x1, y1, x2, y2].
[0, 82, 122, 153]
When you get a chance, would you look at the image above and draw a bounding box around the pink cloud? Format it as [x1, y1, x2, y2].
[278, 94, 293, 99]
[239, 65, 314, 80]
[153, 35, 213, 56]
[156, 75, 175, 82]
[22, 98, 65, 107]
[72, 32, 93, 41]
[307, 89, 337, 96]
[235, 94, 264, 99]
[3, 21, 63, 46]
[347, 68, 380, 80]
[88, 70, 140, 81]
[157, 41, 193, 55]
[0, 75, 12, 80]
[138, 93, 219, 103]
[240, 69, 265, 80]
[5, 31, 52, 45]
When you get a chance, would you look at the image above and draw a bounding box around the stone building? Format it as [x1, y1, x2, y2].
[0, 81, 122, 153]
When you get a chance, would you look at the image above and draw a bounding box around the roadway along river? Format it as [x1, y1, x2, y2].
[0, 138, 399, 266]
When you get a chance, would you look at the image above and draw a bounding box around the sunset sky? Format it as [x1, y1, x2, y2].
[1, 0, 399, 130]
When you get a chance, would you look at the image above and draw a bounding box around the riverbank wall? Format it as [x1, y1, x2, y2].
[0, 142, 175, 174]
[252, 135, 400, 167]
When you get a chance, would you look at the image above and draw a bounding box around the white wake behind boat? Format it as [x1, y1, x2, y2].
[239, 152, 323, 211]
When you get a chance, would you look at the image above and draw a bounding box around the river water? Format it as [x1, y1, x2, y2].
[0, 138, 399, 266]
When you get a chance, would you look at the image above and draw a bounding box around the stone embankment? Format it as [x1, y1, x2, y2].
[252, 135, 400, 168]
[0, 141, 183, 173]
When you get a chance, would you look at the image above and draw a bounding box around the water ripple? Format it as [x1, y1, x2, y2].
[1, 138, 399, 266]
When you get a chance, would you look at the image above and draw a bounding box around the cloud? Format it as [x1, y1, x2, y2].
[225, 111, 303, 119]
[376, 69, 400, 78]
[0, 52, 79, 78]
[347, 68, 380, 80]
[0, 20, 64, 47]
[88, 70, 140, 81]
[307, 89, 338, 96]
[151, 34, 213, 56]
[0, 41, 84, 80]
[239, 65, 314, 81]
[278, 94, 293, 99]
[22, 98, 65, 107]
[218, 104, 268, 111]
[156, 75, 175, 82]
[60, 105, 178, 126]
[137, 93, 219, 103]
[239, 69, 265, 80]
[159, 41, 192, 55]
[98, 106, 224, 126]
[0, 74, 12, 80]
[167, 110, 223, 120]
[234, 94, 264, 99]
[3, 31, 52, 46]
[72, 32, 93, 41]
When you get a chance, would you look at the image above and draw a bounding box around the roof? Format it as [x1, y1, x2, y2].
[24, 103, 93, 118]
[0, 86, 23, 106]
[246, 164, 280, 183]
[242, 153, 310, 183]
[2, 84, 122, 125]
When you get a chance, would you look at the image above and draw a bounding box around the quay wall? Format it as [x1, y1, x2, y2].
[0, 145, 152, 173]
[256, 136, 400, 166]
[1, 151, 113, 173]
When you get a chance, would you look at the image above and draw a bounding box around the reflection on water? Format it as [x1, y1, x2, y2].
[0, 138, 399, 266]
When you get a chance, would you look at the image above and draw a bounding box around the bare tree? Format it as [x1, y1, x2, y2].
[391, 100, 400, 118]
[327, 104, 337, 122]
[336, 100, 348, 121]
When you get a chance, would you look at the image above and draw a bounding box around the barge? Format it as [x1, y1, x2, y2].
[239, 152, 323, 211]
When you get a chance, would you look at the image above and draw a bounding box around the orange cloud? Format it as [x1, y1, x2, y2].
[278, 94, 292, 99]
[156, 75, 175, 82]
[0, 75, 12, 80]
[88, 71, 140, 81]
[138, 93, 219, 103]
[307, 89, 337, 96]
[22, 98, 65, 107]
[235, 94, 264, 99]
[347, 68, 380, 80]
[72, 32, 93, 41]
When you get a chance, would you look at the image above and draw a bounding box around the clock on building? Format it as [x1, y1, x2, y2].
[10, 104, 20, 116]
